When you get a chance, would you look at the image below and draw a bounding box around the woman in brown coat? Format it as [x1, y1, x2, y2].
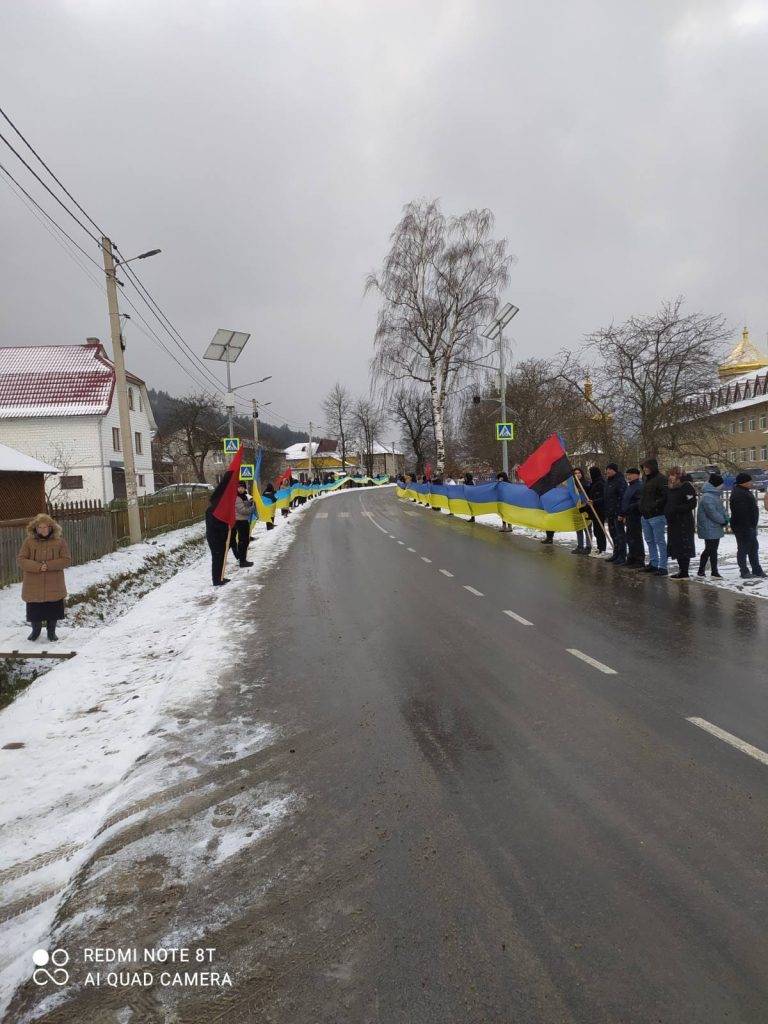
[16, 513, 71, 642]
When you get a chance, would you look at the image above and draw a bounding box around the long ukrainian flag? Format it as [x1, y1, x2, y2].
[396, 479, 585, 532]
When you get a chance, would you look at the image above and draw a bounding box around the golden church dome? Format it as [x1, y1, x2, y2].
[718, 326, 768, 379]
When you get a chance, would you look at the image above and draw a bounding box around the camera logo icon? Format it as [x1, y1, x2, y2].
[32, 949, 70, 987]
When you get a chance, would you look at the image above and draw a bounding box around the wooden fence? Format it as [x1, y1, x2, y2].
[0, 492, 209, 588]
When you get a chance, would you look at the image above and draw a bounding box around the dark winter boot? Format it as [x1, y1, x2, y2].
[46, 621, 59, 642]
[27, 622, 42, 641]
[239, 560, 254, 568]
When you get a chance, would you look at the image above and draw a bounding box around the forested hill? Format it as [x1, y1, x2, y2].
[147, 388, 307, 449]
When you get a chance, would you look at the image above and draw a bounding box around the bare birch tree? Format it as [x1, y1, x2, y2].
[323, 382, 353, 473]
[366, 199, 513, 473]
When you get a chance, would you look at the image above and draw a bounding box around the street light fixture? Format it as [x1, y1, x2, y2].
[114, 248, 162, 266]
[481, 302, 520, 476]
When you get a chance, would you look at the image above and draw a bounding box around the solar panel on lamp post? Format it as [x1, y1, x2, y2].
[203, 329, 252, 437]
[481, 303, 519, 476]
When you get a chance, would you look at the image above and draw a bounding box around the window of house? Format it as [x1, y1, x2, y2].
[128, 387, 134, 411]
[730, 450, 737, 462]
[738, 418, 745, 432]
[761, 415, 767, 430]
[135, 432, 143, 454]
[762, 447, 768, 461]
[749, 448, 757, 461]
[60, 475, 83, 490]
[213, 450, 224, 464]
[137, 474, 145, 487]
[730, 421, 736, 434]
[740, 449, 747, 461]
[138, 391, 143, 411]
[112, 426, 121, 451]
[749, 417, 756, 431]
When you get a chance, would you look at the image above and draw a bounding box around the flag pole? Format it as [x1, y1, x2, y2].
[571, 469, 613, 552]
[222, 528, 231, 580]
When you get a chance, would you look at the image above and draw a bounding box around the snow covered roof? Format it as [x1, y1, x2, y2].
[0, 342, 147, 419]
[0, 441, 59, 474]
[371, 441, 404, 456]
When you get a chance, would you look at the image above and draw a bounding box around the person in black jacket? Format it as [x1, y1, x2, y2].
[230, 482, 254, 567]
[205, 473, 232, 587]
[464, 472, 475, 523]
[586, 466, 608, 553]
[618, 468, 644, 566]
[664, 468, 697, 579]
[604, 463, 628, 563]
[262, 482, 277, 530]
[639, 457, 668, 574]
[729, 473, 766, 579]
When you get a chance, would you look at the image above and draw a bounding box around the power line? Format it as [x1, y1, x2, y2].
[0, 104, 107, 239]
[0, 159, 103, 273]
[0, 128, 101, 244]
[115, 255, 227, 393]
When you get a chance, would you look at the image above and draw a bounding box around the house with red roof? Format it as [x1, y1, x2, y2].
[0, 339, 157, 504]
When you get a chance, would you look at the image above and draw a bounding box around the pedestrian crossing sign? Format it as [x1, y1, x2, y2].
[223, 437, 241, 453]
[239, 464, 254, 481]
[496, 422, 515, 440]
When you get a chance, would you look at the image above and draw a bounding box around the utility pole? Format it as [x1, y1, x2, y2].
[224, 342, 235, 438]
[252, 398, 260, 451]
[498, 326, 509, 477]
[102, 236, 142, 544]
[308, 421, 313, 479]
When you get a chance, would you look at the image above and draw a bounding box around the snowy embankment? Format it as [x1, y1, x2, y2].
[0, 505, 307, 1017]
[448, 504, 768, 599]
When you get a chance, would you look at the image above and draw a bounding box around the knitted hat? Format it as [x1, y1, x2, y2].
[735, 472, 752, 485]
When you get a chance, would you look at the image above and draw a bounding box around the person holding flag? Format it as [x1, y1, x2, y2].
[251, 448, 277, 530]
[205, 444, 244, 587]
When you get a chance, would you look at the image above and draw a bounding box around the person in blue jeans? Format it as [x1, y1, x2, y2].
[639, 457, 668, 575]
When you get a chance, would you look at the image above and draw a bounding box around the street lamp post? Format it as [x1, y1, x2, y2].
[482, 302, 519, 476]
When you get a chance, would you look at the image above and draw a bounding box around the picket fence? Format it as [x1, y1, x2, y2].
[0, 492, 209, 588]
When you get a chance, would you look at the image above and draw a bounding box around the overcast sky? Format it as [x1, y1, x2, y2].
[2, 0, 766, 440]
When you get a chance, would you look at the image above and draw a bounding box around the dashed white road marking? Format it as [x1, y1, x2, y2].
[337, 511, 351, 518]
[463, 585, 484, 597]
[503, 610, 533, 626]
[389, 534, 396, 539]
[439, 569, 454, 577]
[403, 510, 418, 517]
[566, 648, 617, 675]
[315, 512, 329, 518]
[686, 717, 768, 768]
[397, 540, 405, 545]
[407, 547, 416, 552]
[421, 556, 432, 563]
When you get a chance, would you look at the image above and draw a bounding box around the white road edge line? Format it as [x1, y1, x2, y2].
[502, 610, 533, 626]
[463, 585, 484, 597]
[566, 648, 617, 675]
[686, 717, 768, 768]
[439, 569, 454, 577]
[421, 556, 432, 563]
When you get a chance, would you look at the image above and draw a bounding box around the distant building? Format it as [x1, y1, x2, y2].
[0, 340, 157, 504]
[282, 439, 404, 479]
[0, 442, 59, 520]
[686, 328, 768, 471]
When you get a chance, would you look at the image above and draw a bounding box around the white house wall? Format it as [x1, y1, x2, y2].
[0, 414, 106, 502]
[99, 387, 155, 500]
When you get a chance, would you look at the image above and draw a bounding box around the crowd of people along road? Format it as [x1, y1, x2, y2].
[560, 459, 767, 581]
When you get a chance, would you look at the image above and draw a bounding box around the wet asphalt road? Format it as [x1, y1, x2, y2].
[245, 488, 768, 1024]
[9, 487, 768, 1024]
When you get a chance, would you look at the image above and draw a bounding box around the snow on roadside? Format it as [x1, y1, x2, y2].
[0, 505, 306, 1017]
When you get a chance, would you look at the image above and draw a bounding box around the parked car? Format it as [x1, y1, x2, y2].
[151, 483, 214, 501]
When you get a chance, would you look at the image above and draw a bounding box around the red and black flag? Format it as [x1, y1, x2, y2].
[517, 434, 573, 495]
[211, 445, 244, 528]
